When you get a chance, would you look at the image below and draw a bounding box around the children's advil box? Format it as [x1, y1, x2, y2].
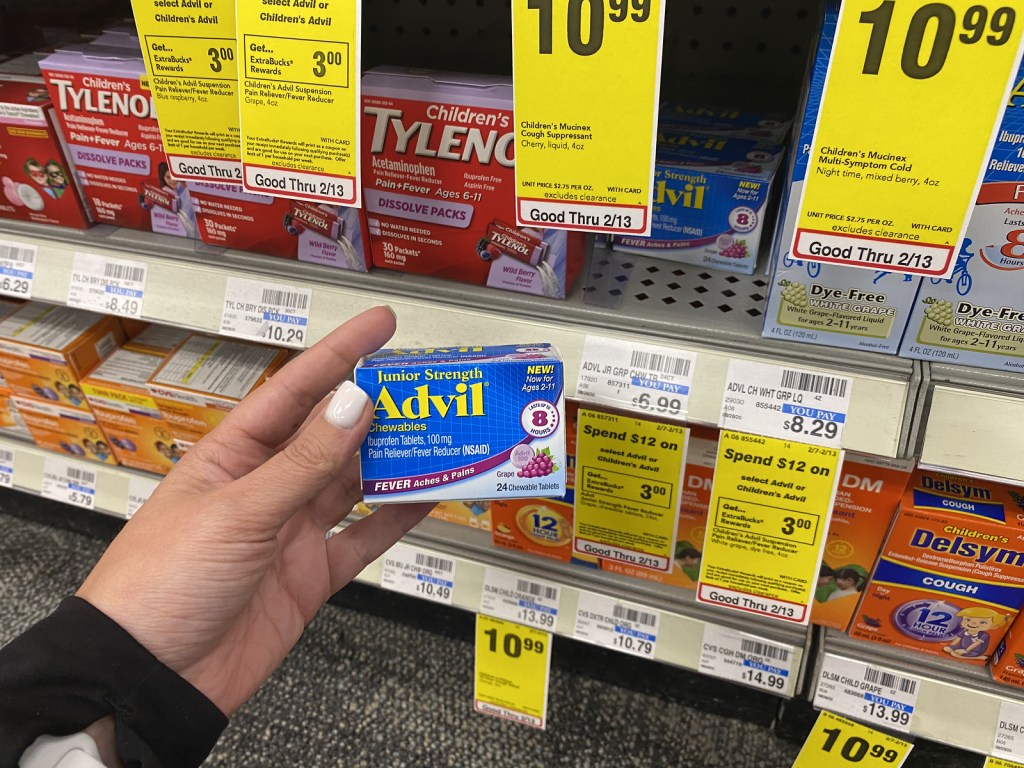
[658, 103, 792, 144]
[361, 67, 586, 298]
[81, 348, 177, 474]
[147, 334, 289, 450]
[355, 343, 566, 503]
[0, 302, 124, 411]
[188, 182, 369, 271]
[38, 44, 197, 237]
[0, 58, 92, 228]
[850, 469, 1024, 664]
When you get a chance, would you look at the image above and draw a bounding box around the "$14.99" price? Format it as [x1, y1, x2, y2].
[527, 0, 652, 55]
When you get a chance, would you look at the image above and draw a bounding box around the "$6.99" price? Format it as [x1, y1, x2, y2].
[631, 392, 682, 416]
[527, 0, 652, 55]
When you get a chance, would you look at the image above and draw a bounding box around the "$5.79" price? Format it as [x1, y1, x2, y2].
[527, 0, 652, 55]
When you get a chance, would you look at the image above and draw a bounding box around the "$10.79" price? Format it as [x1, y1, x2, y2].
[527, 0, 652, 55]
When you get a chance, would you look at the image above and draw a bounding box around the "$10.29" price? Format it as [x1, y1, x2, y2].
[527, 0, 652, 55]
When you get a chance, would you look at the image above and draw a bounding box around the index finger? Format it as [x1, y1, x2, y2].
[215, 305, 396, 450]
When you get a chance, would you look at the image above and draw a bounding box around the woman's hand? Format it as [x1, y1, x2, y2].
[77, 305, 431, 716]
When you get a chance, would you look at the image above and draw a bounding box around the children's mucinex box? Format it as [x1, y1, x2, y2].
[38, 44, 197, 237]
[187, 182, 369, 271]
[610, 133, 784, 274]
[658, 103, 793, 144]
[147, 334, 289, 450]
[0, 58, 92, 228]
[360, 67, 586, 298]
[811, 454, 915, 632]
[849, 469, 1024, 664]
[356, 344, 566, 503]
[81, 349, 176, 475]
[0, 302, 124, 412]
[899, 61, 1024, 371]
[14, 395, 117, 464]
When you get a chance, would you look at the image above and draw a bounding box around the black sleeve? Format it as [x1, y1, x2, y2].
[0, 596, 228, 767]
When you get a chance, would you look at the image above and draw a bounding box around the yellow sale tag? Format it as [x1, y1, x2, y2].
[131, 0, 242, 182]
[987, 757, 1024, 768]
[573, 409, 687, 571]
[474, 614, 551, 728]
[236, 1, 359, 204]
[793, 0, 1024, 278]
[697, 431, 842, 624]
[792, 711, 913, 767]
[511, 0, 665, 235]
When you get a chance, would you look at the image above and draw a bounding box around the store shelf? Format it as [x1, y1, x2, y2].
[919, 365, 1024, 485]
[1, 219, 918, 458]
[816, 630, 1024, 756]
[0, 428, 810, 694]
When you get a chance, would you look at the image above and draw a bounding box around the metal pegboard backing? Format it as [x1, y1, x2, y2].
[362, 0, 823, 111]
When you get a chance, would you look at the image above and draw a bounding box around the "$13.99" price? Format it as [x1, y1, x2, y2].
[527, 0, 652, 55]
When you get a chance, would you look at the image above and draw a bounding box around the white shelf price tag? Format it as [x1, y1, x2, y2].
[575, 335, 695, 422]
[0, 447, 14, 487]
[126, 475, 160, 519]
[719, 359, 852, 447]
[41, 458, 96, 510]
[380, 543, 456, 605]
[698, 624, 796, 696]
[480, 568, 560, 631]
[813, 655, 919, 734]
[67, 253, 148, 318]
[573, 591, 658, 660]
[220, 277, 311, 349]
[0, 240, 35, 298]
[994, 700, 1024, 761]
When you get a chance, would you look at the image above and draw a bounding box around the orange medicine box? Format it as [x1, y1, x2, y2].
[122, 323, 191, 357]
[810, 454, 915, 632]
[599, 425, 719, 590]
[13, 395, 116, 464]
[81, 349, 177, 475]
[146, 334, 289, 450]
[849, 469, 1024, 665]
[992, 616, 1024, 688]
[0, 302, 124, 412]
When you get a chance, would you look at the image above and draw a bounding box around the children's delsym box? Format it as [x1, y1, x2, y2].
[356, 344, 565, 503]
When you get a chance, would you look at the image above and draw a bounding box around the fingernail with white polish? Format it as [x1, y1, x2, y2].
[325, 381, 369, 429]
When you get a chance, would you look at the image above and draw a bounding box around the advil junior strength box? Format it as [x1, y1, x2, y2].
[850, 469, 1024, 664]
[356, 344, 565, 503]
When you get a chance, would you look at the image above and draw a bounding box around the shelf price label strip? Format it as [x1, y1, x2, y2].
[219, 276, 312, 349]
[474, 615, 551, 729]
[573, 590, 660, 659]
[41, 457, 96, 510]
[236, 1, 360, 204]
[380, 543, 456, 605]
[480, 567, 561, 632]
[511, 0, 666, 235]
[792, 0, 1024, 278]
[699, 623, 798, 697]
[68, 253, 148, 319]
[131, 0, 242, 182]
[792, 711, 913, 767]
[0, 240, 35, 299]
[813, 654, 920, 734]
[994, 700, 1024, 762]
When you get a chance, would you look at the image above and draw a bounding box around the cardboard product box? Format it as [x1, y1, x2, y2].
[187, 182, 369, 271]
[761, 3, 921, 353]
[810, 454, 915, 632]
[360, 67, 587, 298]
[38, 44, 197, 237]
[428, 500, 492, 531]
[14, 394, 117, 464]
[0, 373, 31, 440]
[121, 322, 190, 356]
[610, 133, 785, 274]
[598, 425, 718, 590]
[0, 55, 92, 228]
[81, 348, 177, 474]
[658, 103, 793, 144]
[147, 334, 290, 450]
[992, 616, 1024, 688]
[0, 301, 124, 412]
[849, 469, 1024, 665]
[899, 58, 1024, 372]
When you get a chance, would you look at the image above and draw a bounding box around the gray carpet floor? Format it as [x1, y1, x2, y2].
[2, 506, 979, 767]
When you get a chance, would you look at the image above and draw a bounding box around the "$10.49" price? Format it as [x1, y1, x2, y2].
[527, 0, 652, 55]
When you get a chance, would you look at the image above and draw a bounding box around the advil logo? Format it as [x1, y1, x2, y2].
[374, 382, 485, 419]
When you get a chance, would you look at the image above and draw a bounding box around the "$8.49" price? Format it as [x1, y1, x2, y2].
[527, 0, 652, 55]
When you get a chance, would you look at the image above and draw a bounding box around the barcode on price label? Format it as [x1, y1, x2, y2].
[0, 243, 35, 265]
[414, 551, 454, 573]
[814, 655, 919, 733]
[380, 544, 456, 605]
[260, 288, 309, 311]
[42, 458, 96, 510]
[630, 349, 692, 378]
[68, 253, 147, 318]
[517, 578, 558, 601]
[612, 604, 658, 627]
[480, 568, 561, 630]
[699, 624, 796, 695]
[221, 277, 312, 349]
[574, 592, 658, 659]
[65, 466, 96, 485]
[740, 638, 790, 663]
[0, 239, 36, 298]
[863, 667, 917, 695]
[103, 262, 146, 283]
[780, 369, 848, 398]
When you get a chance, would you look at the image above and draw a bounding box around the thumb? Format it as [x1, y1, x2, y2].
[229, 381, 372, 529]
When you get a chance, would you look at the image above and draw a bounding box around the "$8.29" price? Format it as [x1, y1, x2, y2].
[783, 414, 839, 441]
[527, 0, 652, 55]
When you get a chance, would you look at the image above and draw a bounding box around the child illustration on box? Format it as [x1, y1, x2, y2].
[825, 568, 865, 602]
[44, 160, 69, 199]
[943, 607, 1009, 659]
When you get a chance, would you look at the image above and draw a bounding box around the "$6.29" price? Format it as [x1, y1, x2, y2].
[527, 0, 652, 56]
